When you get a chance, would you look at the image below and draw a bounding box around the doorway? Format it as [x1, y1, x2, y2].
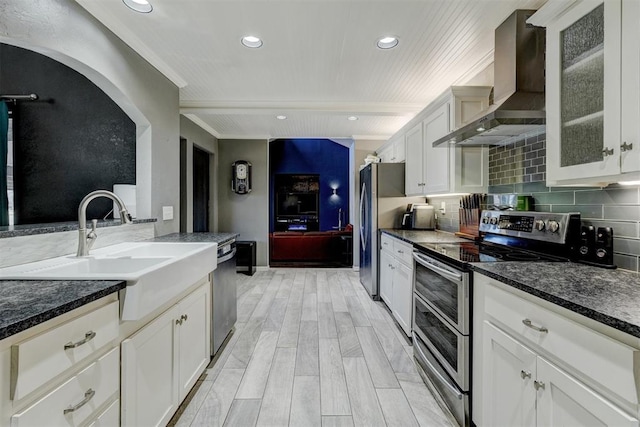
[193, 145, 210, 232]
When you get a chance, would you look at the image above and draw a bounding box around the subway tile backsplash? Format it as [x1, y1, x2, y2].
[487, 133, 640, 272]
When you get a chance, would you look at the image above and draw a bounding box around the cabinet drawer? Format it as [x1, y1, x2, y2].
[11, 301, 119, 401]
[380, 234, 394, 253]
[87, 399, 119, 427]
[11, 347, 119, 427]
[485, 284, 640, 405]
[393, 239, 413, 266]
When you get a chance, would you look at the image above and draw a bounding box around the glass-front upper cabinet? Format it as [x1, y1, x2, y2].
[545, 0, 622, 183]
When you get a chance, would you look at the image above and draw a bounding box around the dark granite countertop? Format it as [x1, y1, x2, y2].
[148, 232, 240, 246]
[472, 262, 640, 339]
[0, 280, 125, 340]
[0, 218, 157, 239]
[381, 229, 466, 245]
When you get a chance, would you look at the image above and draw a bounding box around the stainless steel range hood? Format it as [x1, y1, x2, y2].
[433, 10, 546, 147]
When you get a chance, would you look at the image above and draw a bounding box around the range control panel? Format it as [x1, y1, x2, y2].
[479, 211, 580, 244]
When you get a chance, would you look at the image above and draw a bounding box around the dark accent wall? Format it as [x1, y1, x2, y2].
[0, 43, 135, 224]
[269, 139, 349, 232]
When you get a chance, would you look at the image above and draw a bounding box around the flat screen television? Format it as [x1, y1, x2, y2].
[278, 192, 318, 215]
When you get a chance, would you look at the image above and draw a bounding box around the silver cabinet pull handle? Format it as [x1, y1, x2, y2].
[176, 318, 183, 325]
[621, 142, 633, 152]
[181, 314, 188, 322]
[397, 250, 404, 254]
[64, 331, 96, 350]
[522, 319, 548, 333]
[534, 380, 545, 391]
[63, 388, 95, 414]
[602, 147, 614, 157]
[520, 370, 531, 380]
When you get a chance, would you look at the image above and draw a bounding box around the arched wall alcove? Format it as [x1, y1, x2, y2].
[0, 0, 181, 235]
[0, 42, 149, 224]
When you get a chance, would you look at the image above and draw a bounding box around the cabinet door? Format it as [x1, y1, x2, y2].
[393, 136, 405, 163]
[176, 284, 210, 401]
[391, 261, 413, 337]
[482, 322, 536, 427]
[537, 357, 639, 427]
[547, 0, 622, 182]
[121, 308, 178, 427]
[377, 144, 394, 163]
[405, 124, 425, 195]
[379, 250, 394, 306]
[424, 103, 451, 194]
[621, 0, 640, 173]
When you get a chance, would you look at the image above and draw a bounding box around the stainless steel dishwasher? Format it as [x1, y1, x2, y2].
[211, 239, 237, 356]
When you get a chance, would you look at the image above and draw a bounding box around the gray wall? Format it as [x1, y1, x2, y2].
[488, 134, 640, 272]
[1, 0, 180, 236]
[218, 139, 269, 266]
[180, 116, 219, 233]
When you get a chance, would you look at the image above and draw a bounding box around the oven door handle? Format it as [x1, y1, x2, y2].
[413, 252, 462, 282]
[413, 332, 463, 400]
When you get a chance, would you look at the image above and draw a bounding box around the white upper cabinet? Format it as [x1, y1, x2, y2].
[382, 86, 491, 196]
[422, 87, 491, 196]
[405, 123, 425, 195]
[621, 0, 640, 174]
[376, 136, 405, 163]
[424, 103, 452, 194]
[535, 0, 640, 185]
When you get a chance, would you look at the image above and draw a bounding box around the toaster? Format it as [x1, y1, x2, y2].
[410, 204, 436, 230]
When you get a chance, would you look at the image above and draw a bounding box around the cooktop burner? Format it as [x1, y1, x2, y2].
[417, 241, 570, 264]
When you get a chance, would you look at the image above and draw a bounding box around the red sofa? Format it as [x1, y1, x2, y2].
[269, 230, 352, 264]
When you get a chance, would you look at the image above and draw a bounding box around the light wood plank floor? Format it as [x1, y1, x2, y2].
[169, 269, 456, 427]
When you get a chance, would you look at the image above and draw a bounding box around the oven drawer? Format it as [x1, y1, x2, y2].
[413, 332, 469, 427]
[484, 282, 640, 406]
[414, 293, 469, 391]
[413, 251, 469, 334]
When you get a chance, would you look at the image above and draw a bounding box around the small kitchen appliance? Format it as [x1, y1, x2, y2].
[401, 203, 435, 230]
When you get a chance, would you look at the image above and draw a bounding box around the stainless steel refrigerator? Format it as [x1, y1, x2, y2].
[359, 162, 423, 298]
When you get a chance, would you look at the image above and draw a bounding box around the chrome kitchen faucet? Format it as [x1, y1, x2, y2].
[77, 190, 132, 256]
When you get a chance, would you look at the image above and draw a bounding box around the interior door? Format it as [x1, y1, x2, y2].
[193, 146, 210, 232]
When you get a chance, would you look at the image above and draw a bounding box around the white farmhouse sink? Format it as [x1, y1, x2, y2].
[0, 241, 218, 321]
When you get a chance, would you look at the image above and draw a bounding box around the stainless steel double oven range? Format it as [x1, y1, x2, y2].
[411, 211, 580, 427]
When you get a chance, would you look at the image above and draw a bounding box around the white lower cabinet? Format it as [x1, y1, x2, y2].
[88, 399, 120, 427]
[476, 273, 640, 427]
[391, 261, 412, 336]
[11, 347, 120, 427]
[121, 282, 210, 427]
[379, 234, 414, 337]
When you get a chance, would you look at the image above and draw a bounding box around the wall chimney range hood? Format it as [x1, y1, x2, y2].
[433, 10, 546, 147]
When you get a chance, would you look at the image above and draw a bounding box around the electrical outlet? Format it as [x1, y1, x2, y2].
[162, 206, 174, 220]
[440, 201, 447, 215]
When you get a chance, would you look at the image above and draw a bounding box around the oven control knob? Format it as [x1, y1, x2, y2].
[534, 220, 546, 231]
[548, 220, 560, 233]
[489, 217, 498, 225]
[482, 216, 490, 224]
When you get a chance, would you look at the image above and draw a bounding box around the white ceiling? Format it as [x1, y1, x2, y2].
[75, 0, 546, 140]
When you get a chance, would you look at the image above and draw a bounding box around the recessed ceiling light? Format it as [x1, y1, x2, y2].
[377, 36, 398, 49]
[347, 116, 358, 121]
[122, 0, 153, 13]
[241, 36, 263, 48]
[276, 115, 287, 120]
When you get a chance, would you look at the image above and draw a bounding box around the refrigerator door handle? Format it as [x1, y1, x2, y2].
[359, 182, 367, 251]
